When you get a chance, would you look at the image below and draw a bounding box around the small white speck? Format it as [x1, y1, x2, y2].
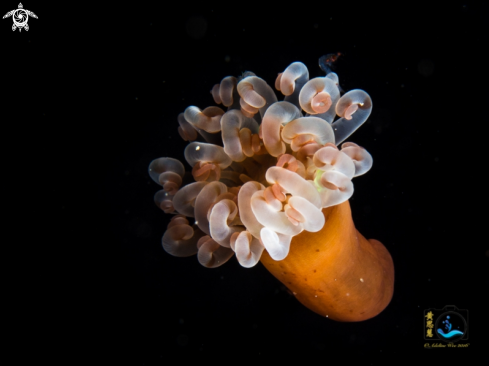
[293, 292, 297, 295]
[360, 278, 364, 282]
[315, 295, 317, 297]
[196, 146, 201, 151]
[195, 221, 199, 225]
[346, 293, 349, 296]
[326, 315, 328, 317]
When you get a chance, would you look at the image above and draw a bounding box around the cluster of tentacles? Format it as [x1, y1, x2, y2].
[149, 61, 373, 268]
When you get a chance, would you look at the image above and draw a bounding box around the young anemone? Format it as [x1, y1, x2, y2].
[148, 59, 394, 321]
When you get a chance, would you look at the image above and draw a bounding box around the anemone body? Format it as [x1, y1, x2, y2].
[148, 59, 394, 321]
[260, 201, 394, 321]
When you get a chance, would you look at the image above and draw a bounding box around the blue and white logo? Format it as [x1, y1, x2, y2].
[424, 305, 468, 343]
[436, 312, 467, 342]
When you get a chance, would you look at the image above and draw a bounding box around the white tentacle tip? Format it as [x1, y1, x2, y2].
[260, 228, 291, 261]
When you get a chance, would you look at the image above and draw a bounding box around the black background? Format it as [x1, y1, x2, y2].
[3, 1, 488, 364]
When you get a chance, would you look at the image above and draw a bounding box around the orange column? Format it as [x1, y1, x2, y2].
[260, 200, 394, 321]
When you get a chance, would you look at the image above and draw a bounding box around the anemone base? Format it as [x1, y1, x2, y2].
[260, 200, 394, 321]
